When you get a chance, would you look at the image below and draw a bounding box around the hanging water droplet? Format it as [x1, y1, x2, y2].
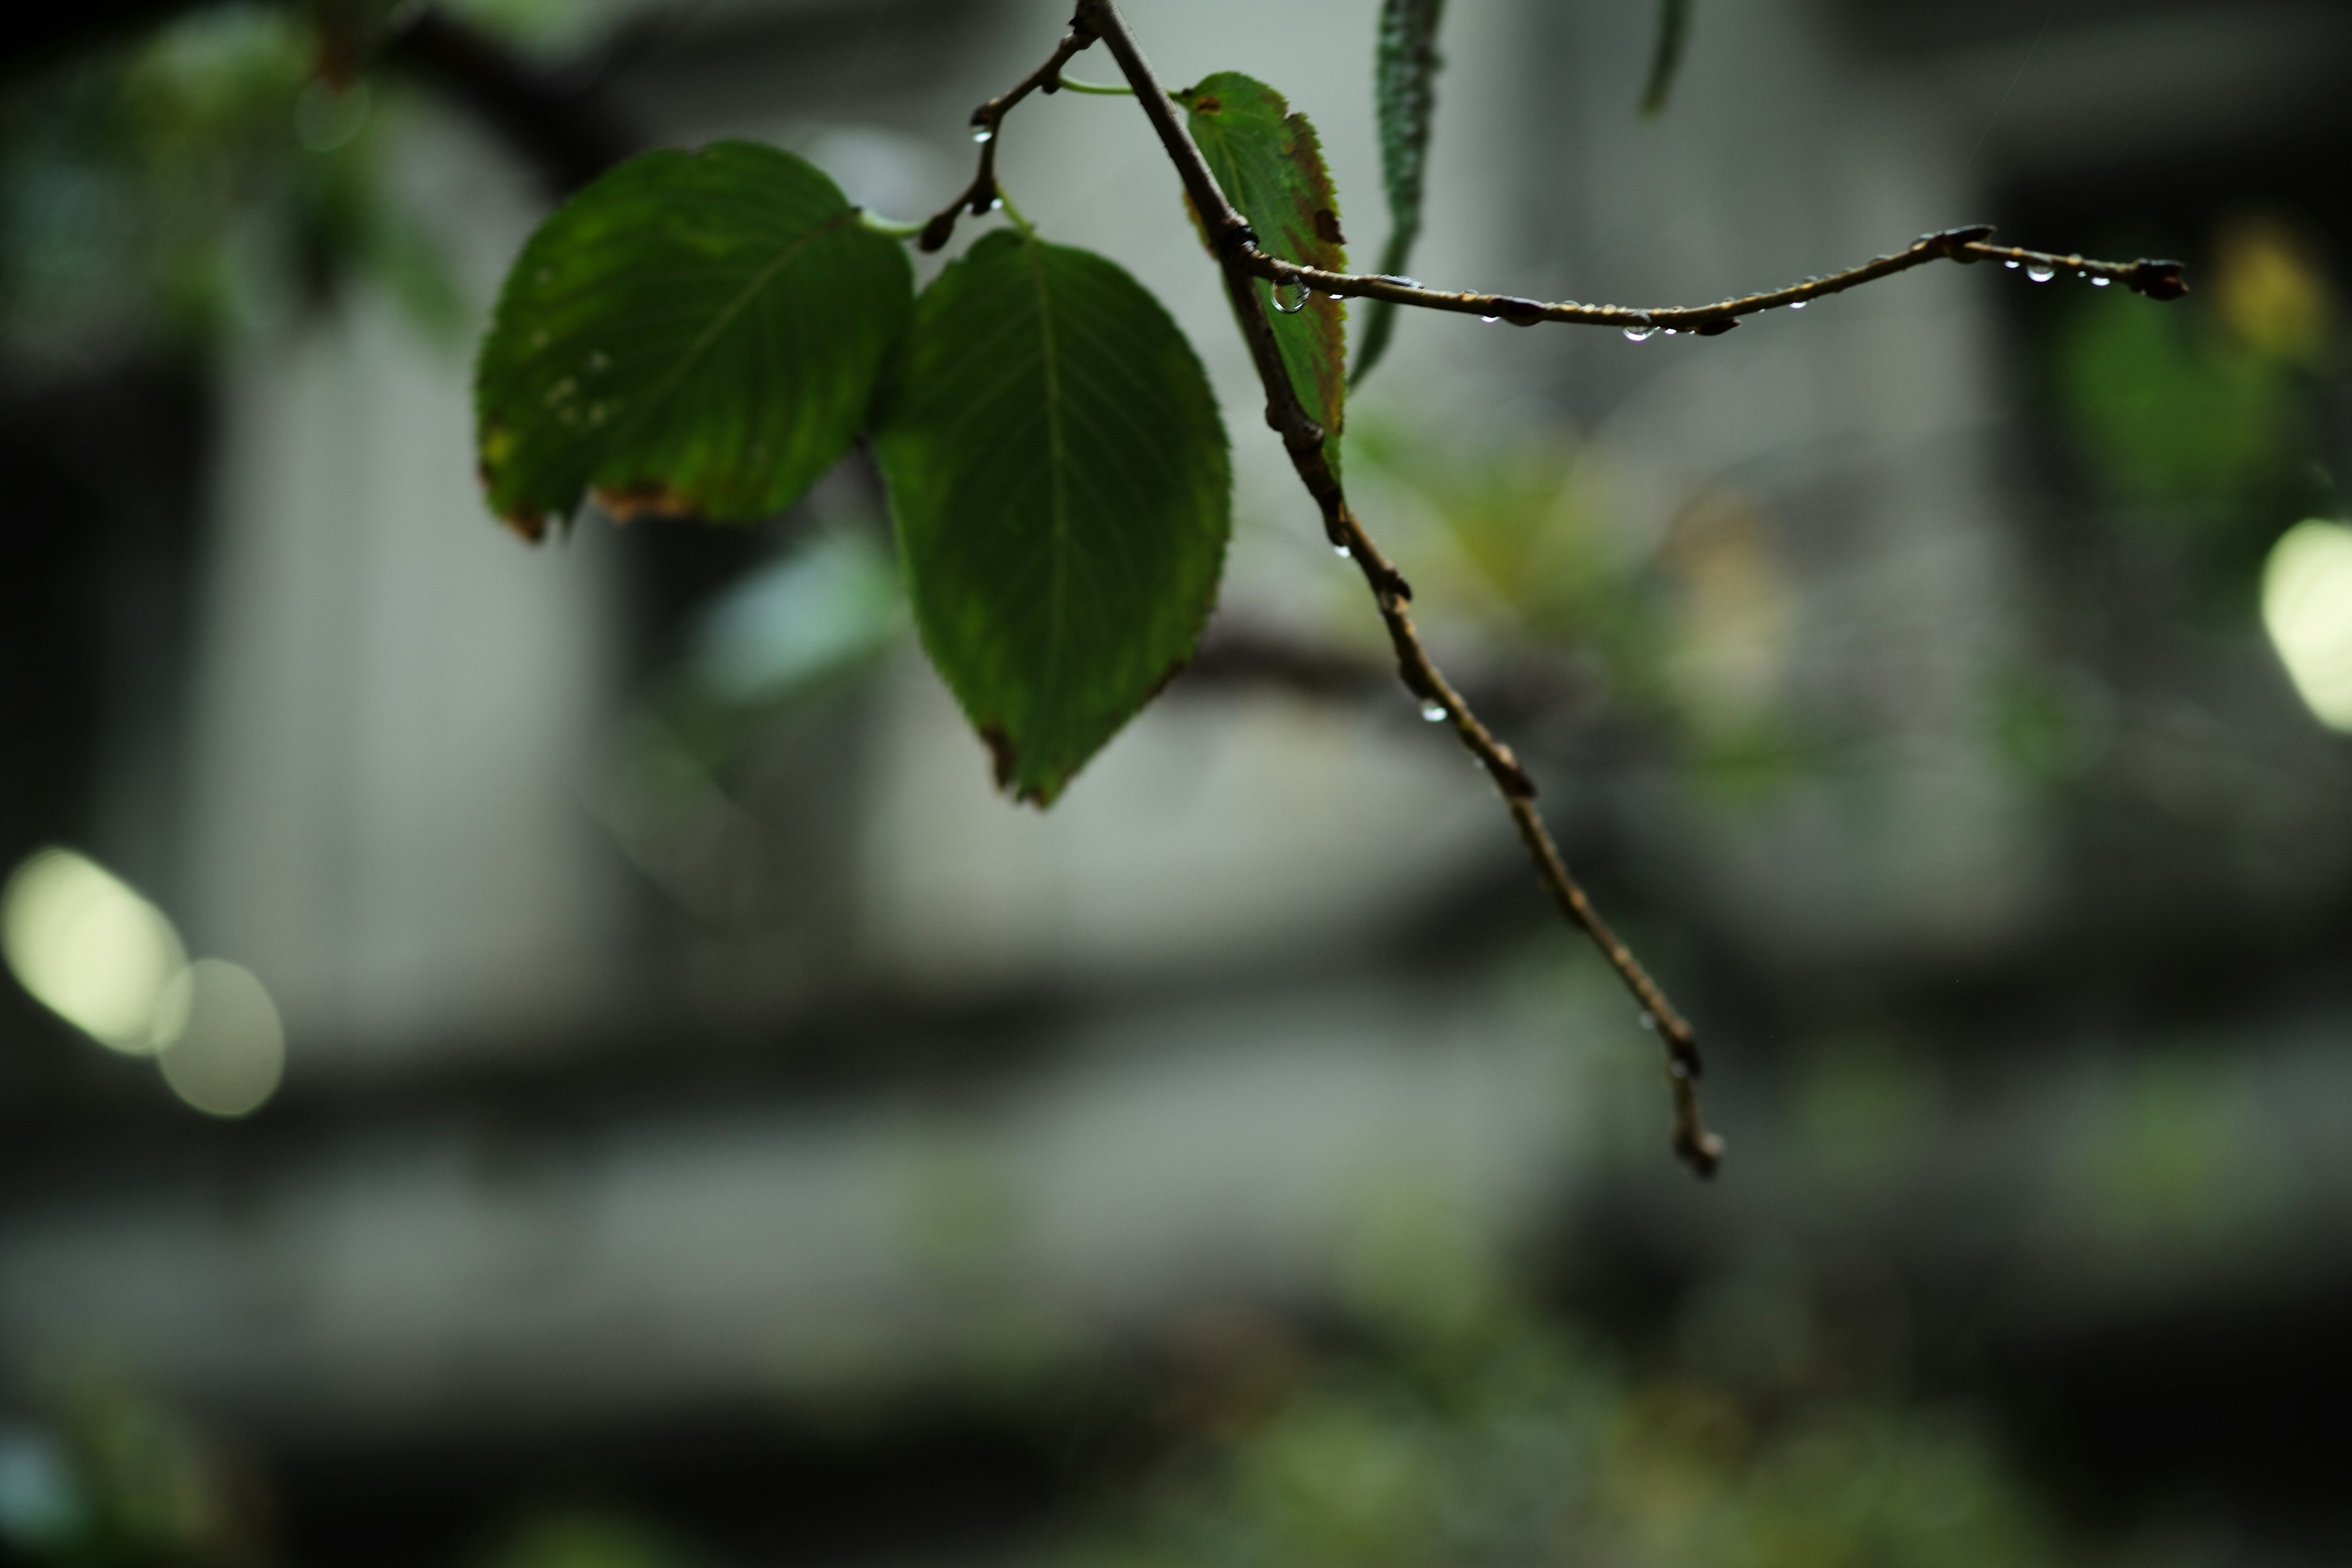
[1271, 281, 1309, 315]
[2005, 259, 2021, 270]
[988, 196, 1004, 212]
[1420, 701, 1447, 723]
[1623, 315, 1656, 342]
[1332, 543, 1352, 559]
[1481, 314, 1501, 324]
[1662, 328, 1679, 337]
[1789, 300, 1808, 311]
[2027, 263, 2056, 282]
[2090, 276, 2111, 287]
[971, 125, 995, 144]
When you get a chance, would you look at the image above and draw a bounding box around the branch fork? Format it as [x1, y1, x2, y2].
[923, 0, 2193, 1177]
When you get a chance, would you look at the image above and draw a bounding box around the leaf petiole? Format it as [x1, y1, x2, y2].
[859, 210, 930, 241]
[994, 186, 1039, 237]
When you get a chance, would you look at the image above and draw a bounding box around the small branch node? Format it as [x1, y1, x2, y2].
[2125, 258, 2190, 300]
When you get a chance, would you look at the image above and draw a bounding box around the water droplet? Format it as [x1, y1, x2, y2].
[2090, 276, 2111, 287]
[988, 196, 1004, 212]
[971, 125, 994, 144]
[1481, 314, 1501, 324]
[1271, 281, 1308, 315]
[1420, 701, 1447, 723]
[1789, 300, 1807, 311]
[2027, 263, 2056, 283]
[1662, 328, 1679, 337]
[2005, 259, 2021, 270]
[1623, 315, 1656, 342]
[1332, 543, 1352, 559]
[1378, 275, 1422, 289]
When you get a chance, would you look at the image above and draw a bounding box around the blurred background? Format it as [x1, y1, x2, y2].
[2, 0, 2350, 1563]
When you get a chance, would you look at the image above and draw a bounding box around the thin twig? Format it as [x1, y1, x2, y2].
[1077, 0, 1724, 1177]
[1241, 226, 2187, 334]
[918, 22, 1101, 252]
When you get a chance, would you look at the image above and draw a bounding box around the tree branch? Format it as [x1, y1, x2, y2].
[1241, 226, 2187, 336]
[918, 22, 1102, 252]
[1076, 0, 1724, 1177]
[383, 8, 638, 195]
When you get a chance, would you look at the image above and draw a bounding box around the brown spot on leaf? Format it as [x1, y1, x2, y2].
[979, 723, 1019, 794]
[592, 483, 701, 522]
[1192, 94, 1222, 115]
[499, 508, 549, 544]
[1313, 208, 1345, 246]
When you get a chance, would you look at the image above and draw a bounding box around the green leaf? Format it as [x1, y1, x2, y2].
[873, 230, 1231, 806]
[475, 140, 911, 540]
[1359, 0, 1447, 386]
[1641, 0, 1693, 116]
[1180, 72, 1347, 463]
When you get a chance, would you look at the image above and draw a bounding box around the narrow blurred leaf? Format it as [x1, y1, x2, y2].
[1641, 0, 1692, 116]
[475, 141, 911, 540]
[1180, 72, 1348, 461]
[690, 526, 905, 709]
[874, 230, 1230, 805]
[1357, 0, 1446, 385]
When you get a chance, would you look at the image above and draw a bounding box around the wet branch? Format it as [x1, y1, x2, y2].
[918, 23, 1102, 252]
[1242, 226, 2188, 335]
[1076, 0, 1724, 1177]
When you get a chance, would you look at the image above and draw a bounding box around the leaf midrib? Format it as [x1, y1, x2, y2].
[599, 204, 863, 479]
[1020, 232, 1071, 748]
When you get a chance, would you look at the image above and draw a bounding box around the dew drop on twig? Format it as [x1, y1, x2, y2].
[1272, 281, 1309, 315]
[1420, 701, 1448, 723]
[2027, 263, 2056, 282]
[971, 126, 995, 144]
[2091, 276, 2112, 287]
[1789, 300, 1807, 310]
[1333, 544, 1352, 559]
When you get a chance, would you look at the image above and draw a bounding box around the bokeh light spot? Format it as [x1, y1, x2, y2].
[2261, 519, 2352, 732]
[154, 960, 285, 1117]
[1, 847, 187, 1053]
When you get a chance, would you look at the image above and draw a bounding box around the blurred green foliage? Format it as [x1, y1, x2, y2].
[2052, 213, 2341, 584]
[1057, 1287, 2068, 1568]
[478, 1510, 706, 1568]
[0, 4, 461, 361]
[0, 1372, 263, 1567]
